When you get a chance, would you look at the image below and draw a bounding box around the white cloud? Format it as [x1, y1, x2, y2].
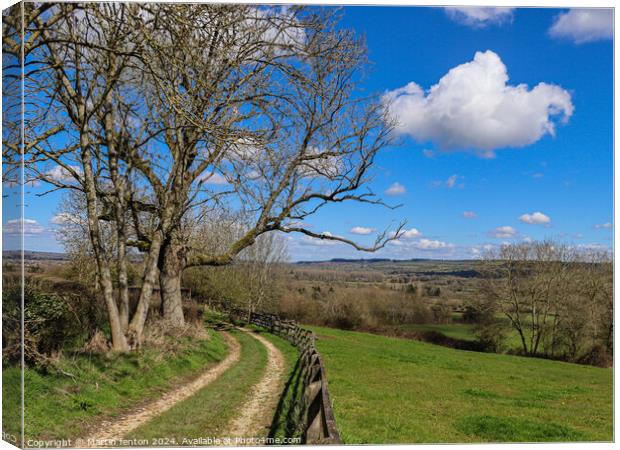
[549, 9, 613, 44]
[383, 50, 573, 156]
[198, 171, 229, 185]
[45, 165, 82, 182]
[446, 174, 458, 188]
[385, 182, 406, 196]
[295, 146, 344, 179]
[401, 228, 422, 239]
[414, 238, 453, 250]
[350, 226, 374, 235]
[446, 174, 462, 188]
[3, 218, 46, 235]
[488, 225, 518, 239]
[532, 172, 544, 179]
[50, 213, 80, 225]
[298, 230, 343, 247]
[444, 7, 514, 28]
[519, 211, 551, 225]
[594, 222, 612, 229]
[463, 211, 477, 219]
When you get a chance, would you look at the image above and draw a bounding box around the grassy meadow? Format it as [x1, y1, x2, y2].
[310, 326, 613, 444]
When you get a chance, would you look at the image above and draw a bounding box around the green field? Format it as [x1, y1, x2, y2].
[310, 326, 612, 444]
[400, 317, 541, 352]
[397, 323, 477, 341]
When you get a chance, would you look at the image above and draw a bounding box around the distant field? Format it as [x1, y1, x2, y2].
[396, 323, 477, 341]
[398, 320, 527, 351]
[310, 326, 612, 444]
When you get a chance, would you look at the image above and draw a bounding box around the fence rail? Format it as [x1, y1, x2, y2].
[226, 307, 342, 445]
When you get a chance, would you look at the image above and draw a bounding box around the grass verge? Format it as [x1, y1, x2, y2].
[309, 325, 612, 444]
[7, 329, 227, 441]
[255, 330, 303, 442]
[126, 329, 267, 444]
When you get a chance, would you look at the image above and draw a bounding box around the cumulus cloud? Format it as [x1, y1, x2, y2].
[401, 228, 422, 239]
[463, 211, 477, 219]
[350, 226, 374, 235]
[488, 225, 518, 239]
[50, 213, 80, 225]
[3, 218, 46, 235]
[519, 211, 551, 225]
[385, 182, 406, 196]
[444, 7, 514, 28]
[549, 9, 613, 44]
[415, 238, 453, 250]
[469, 243, 497, 257]
[383, 50, 573, 156]
[198, 171, 229, 185]
[298, 231, 342, 247]
[45, 165, 82, 182]
[594, 222, 612, 229]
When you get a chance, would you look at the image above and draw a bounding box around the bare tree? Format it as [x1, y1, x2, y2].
[479, 241, 575, 356]
[237, 231, 288, 317]
[478, 240, 612, 362]
[102, 5, 404, 325]
[20, 4, 404, 349]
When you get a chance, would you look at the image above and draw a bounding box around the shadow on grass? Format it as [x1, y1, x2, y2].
[268, 352, 306, 443]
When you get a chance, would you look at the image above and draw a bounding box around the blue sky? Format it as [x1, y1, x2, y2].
[4, 6, 614, 261]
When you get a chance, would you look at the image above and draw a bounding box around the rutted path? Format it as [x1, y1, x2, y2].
[85, 332, 241, 447]
[221, 329, 286, 444]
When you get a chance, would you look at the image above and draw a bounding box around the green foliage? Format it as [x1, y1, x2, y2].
[310, 326, 612, 443]
[3, 279, 101, 364]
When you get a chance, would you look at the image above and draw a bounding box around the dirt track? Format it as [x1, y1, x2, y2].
[84, 332, 241, 447]
[220, 329, 286, 444]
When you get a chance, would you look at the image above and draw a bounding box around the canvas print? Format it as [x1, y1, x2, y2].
[1, 3, 613, 448]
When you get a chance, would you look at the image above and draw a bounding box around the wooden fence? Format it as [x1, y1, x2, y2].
[226, 308, 342, 445]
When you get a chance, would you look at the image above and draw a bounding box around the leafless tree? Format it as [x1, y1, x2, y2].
[18, 4, 404, 350]
[479, 241, 575, 355]
[115, 5, 405, 325]
[478, 240, 612, 362]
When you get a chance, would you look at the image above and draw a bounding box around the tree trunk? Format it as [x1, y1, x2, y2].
[117, 243, 130, 331]
[101, 268, 129, 352]
[79, 129, 129, 352]
[127, 231, 163, 348]
[159, 242, 185, 327]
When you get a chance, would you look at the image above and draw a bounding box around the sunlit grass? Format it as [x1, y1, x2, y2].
[310, 326, 612, 444]
[8, 330, 227, 441]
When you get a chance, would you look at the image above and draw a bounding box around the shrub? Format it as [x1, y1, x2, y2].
[3, 278, 105, 366]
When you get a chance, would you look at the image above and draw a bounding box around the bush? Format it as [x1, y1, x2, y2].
[3, 278, 105, 366]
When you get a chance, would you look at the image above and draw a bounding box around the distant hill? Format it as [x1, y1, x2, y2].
[3, 250, 69, 261]
[294, 257, 471, 264]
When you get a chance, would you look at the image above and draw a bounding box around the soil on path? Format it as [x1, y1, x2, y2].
[220, 329, 286, 446]
[84, 331, 241, 447]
